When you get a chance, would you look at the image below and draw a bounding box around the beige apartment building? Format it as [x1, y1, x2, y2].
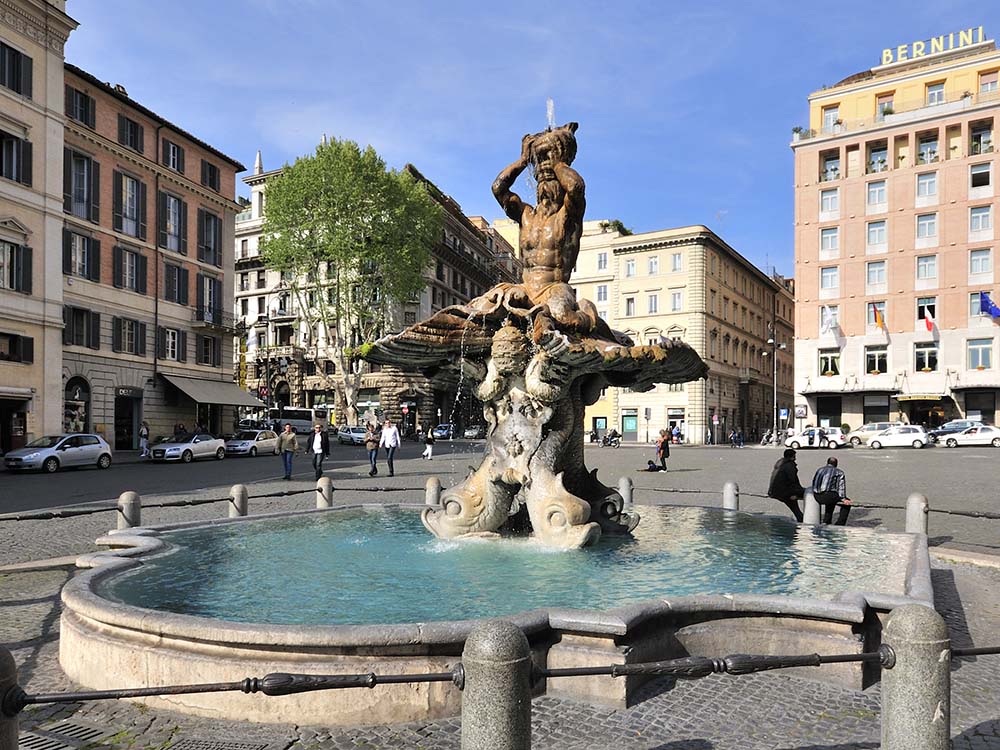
[0, 0, 76, 452]
[570, 222, 794, 445]
[793, 27, 1000, 429]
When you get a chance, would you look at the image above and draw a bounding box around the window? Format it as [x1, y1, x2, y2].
[865, 345, 888, 374]
[0, 130, 31, 186]
[971, 206, 993, 232]
[917, 296, 936, 321]
[671, 291, 682, 311]
[876, 93, 894, 120]
[926, 82, 945, 106]
[722, 296, 729, 321]
[117, 115, 144, 153]
[65, 86, 95, 128]
[968, 338, 993, 369]
[256, 270, 265, 289]
[624, 259, 635, 277]
[625, 297, 635, 316]
[820, 305, 839, 331]
[916, 255, 937, 279]
[866, 260, 886, 285]
[0, 240, 31, 294]
[162, 139, 185, 173]
[710, 289, 717, 315]
[648, 294, 658, 314]
[867, 180, 887, 205]
[820, 227, 839, 252]
[916, 214, 937, 239]
[972, 292, 990, 317]
[596, 284, 608, 302]
[113, 246, 146, 293]
[257, 296, 265, 314]
[597, 252, 607, 271]
[867, 300, 886, 327]
[916, 172, 937, 197]
[197, 274, 222, 322]
[163, 264, 188, 304]
[63, 307, 99, 349]
[0, 333, 33, 363]
[822, 105, 840, 132]
[820, 266, 839, 290]
[819, 349, 840, 376]
[159, 192, 186, 252]
[821, 153, 840, 181]
[62, 230, 100, 282]
[917, 135, 939, 164]
[197, 335, 220, 366]
[971, 163, 992, 189]
[240, 298, 248, 316]
[201, 160, 220, 191]
[868, 143, 888, 173]
[971, 249, 992, 275]
[820, 188, 839, 213]
[867, 220, 887, 245]
[198, 209, 222, 266]
[164, 329, 179, 361]
[239, 273, 250, 292]
[112, 317, 145, 356]
[971, 126, 993, 155]
[114, 172, 146, 239]
[980, 70, 998, 93]
[671, 252, 682, 272]
[648, 256, 659, 274]
[915, 343, 938, 372]
[404, 311, 416, 325]
[0, 41, 31, 98]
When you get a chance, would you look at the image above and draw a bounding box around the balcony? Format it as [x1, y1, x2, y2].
[738, 367, 760, 384]
[193, 307, 238, 332]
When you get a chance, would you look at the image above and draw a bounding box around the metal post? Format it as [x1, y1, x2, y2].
[117, 491, 141, 530]
[316, 477, 333, 509]
[617, 476, 634, 513]
[881, 604, 951, 750]
[723, 481, 739, 510]
[461, 620, 532, 750]
[229, 484, 248, 517]
[425, 477, 441, 507]
[1, 646, 18, 750]
[803, 487, 820, 525]
[905, 493, 929, 535]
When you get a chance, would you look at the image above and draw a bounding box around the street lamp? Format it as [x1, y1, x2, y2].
[763, 333, 787, 440]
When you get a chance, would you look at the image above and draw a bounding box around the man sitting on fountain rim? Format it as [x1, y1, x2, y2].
[768, 448, 805, 522]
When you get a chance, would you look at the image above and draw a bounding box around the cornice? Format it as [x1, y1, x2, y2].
[0, 0, 77, 54]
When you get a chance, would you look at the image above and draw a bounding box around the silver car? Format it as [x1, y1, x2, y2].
[150, 433, 226, 463]
[225, 430, 279, 456]
[337, 425, 367, 445]
[4, 434, 113, 473]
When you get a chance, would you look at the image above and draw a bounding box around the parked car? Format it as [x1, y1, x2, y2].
[337, 425, 367, 445]
[784, 427, 846, 450]
[432, 423, 455, 439]
[225, 430, 279, 456]
[928, 419, 984, 443]
[463, 424, 486, 439]
[845, 421, 904, 446]
[941, 424, 1000, 448]
[150, 433, 226, 463]
[869, 425, 929, 449]
[4, 434, 112, 473]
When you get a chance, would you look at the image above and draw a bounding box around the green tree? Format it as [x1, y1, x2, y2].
[599, 219, 633, 236]
[259, 138, 442, 424]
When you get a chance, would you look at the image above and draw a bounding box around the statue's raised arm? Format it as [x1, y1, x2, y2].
[491, 134, 534, 224]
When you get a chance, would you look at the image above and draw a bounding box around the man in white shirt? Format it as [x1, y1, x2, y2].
[379, 419, 401, 477]
[310, 423, 330, 480]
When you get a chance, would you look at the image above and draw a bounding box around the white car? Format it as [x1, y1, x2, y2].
[150, 433, 226, 463]
[868, 425, 929, 449]
[225, 429, 279, 456]
[784, 427, 847, 449]
[941, 425, 1000, 448]
[337, 425, 367, 445]
[845, 421, 904, 447]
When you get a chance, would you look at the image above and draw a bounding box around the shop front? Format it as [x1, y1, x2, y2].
[161, 374, 264, 435]
[114, 386, 144, 450]
[0, 387, 31, 453]
[953, 387, 999, 425]
[894, 394, 953, 428]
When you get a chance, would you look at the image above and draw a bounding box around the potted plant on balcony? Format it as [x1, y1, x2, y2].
[869, 370, 882, 375]
[881, 106, 894, 116]
[823, 370, 836, 376]
[920, 367, 933, 373]
[976, 365, 986, 371]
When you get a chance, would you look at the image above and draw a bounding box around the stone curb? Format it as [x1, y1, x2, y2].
[0, 555, 78, 573]
[930, 546, 1000, 569]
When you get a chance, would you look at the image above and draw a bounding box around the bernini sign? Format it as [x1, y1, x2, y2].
[881, 27, 986, 65]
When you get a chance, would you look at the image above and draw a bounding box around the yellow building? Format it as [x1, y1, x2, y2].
[571, 221, 794, 445]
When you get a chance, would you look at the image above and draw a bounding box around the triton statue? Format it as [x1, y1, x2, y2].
[365, 122, 708, 548]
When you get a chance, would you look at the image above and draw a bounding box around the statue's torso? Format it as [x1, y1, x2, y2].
[519, 203, 579, 285]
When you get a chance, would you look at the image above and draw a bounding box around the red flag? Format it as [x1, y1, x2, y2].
[872, 304, 886, 330]
[925, 310, 934, 332]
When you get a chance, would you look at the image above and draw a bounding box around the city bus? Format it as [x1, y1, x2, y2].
[267, 407, 331, 434]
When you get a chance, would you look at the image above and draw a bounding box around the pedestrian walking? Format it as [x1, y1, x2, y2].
[380, 418, 401, 476]
[767, 448, 805, 522]
[277, 423, 298, 480]
[365, 423, 380, 476]
[737, 430, 745, 448]
[309, 423, 330, 480]
[729, 429, 737, 448]
[421, 424, 435, 460]
[811, 456, 852, 525]
[656, 429, 670, 471]
[138, 420, 150, 457]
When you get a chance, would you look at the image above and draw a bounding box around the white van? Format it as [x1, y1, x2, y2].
[268, 407, 330, 435]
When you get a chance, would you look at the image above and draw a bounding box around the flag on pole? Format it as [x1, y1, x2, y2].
[872, 303, 886, 330]
[924, 309, 934, 332]
[821, 305, 834, 332]
[980, 291, 1000, 318]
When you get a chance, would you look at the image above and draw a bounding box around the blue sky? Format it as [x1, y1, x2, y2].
[65, 1, 994, 276]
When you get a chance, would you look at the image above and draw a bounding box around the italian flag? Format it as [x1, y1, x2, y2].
[925, 310, 934, 332]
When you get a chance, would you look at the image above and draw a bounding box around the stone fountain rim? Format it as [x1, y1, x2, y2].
[62, 503, 932, 648]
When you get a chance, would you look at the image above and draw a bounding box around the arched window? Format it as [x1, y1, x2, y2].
[64, 377, 91, 433]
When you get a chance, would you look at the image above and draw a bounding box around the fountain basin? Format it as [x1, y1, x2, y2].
[60, 504, 932, 725]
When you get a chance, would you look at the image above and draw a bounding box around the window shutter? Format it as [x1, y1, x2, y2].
[196, 209, 206, 261]
[65, 85, 73, 119]
[179, 200, 188, 255]
[213, 215, 223, 267]
[157, 191, 167, 247]
[179, 267, 189, 305]
[161, 138, 168, 165]
[17, 246, 32, 294]
[89, 239, 101, 282]
[137, 322, 147, 356]
[137, 124, 144, 154]
[112, 171, 122, 231]
[117, 114, 126, 145]
[178, 330, 187, 362]
[213, 279, 223, 318]
[89, 312, 100, 350]
[112, 245, 123, 288]
[19, 139, 31, 187]
[137, 254, 148, 295]
[86, 95, 96, 129]
[62, 306, 71, 346]
[196, 273, 205, 313]
[21, 54, 32, 100]
[137, 180, 147, 240]
[89, 160, 100, 223]
[157, 326, 166, 358]
[20, 336, 34, 364]
[213, 336, 221, 367]
[111, 317, 122, 352]
[178, 145, 185, 174]
[201, 159, 207, 186]
[63, 148, 72, 212]
[164, 263, 176, 301]
[63, 228, 72, 275]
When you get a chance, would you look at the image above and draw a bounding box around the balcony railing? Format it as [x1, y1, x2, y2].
[193, 307, 237, 332]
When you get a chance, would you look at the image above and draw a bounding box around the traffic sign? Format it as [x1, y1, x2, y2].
[402, 405, 409, 414]
[712, 414, 719, 424]
[779, 408, 789, 419]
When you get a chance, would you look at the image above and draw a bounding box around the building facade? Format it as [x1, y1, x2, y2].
[234, 154, 520, 434]
[0, 0, 76, 452]
[61, 65, 248, 447]
[571, 222, 794, 445]
[793, 28, 1000, 429]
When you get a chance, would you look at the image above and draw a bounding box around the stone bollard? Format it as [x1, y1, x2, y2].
[905, 493, 929, 535]
[722, 481, 739, 510]
[803, 487, 821, 525]
[117, 491, 141, 530]
[229, 484, 248, 518]
[881, 604, 951, 750]
[618, 476, 634, 513]
[1, 645, 18, 750]
[461, 620, 532, 750]
[316, 477, 334, 509]
[425, 477, 442, 507]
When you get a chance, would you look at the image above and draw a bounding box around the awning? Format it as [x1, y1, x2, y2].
[161, 374, 264, 408]
[894, 393, 946, 402]
[950, 383, 1000, 390]
[0, 387, 33, 401]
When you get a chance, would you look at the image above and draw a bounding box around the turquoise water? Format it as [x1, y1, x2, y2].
[98, 507, 911, 626]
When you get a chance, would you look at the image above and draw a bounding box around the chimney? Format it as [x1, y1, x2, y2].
[253, 149, 263, 175]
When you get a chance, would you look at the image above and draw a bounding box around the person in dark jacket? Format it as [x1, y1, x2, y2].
[811, 456, 852, 525]
[308, 423, 331, 480]
[768, 448, 804, 521]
